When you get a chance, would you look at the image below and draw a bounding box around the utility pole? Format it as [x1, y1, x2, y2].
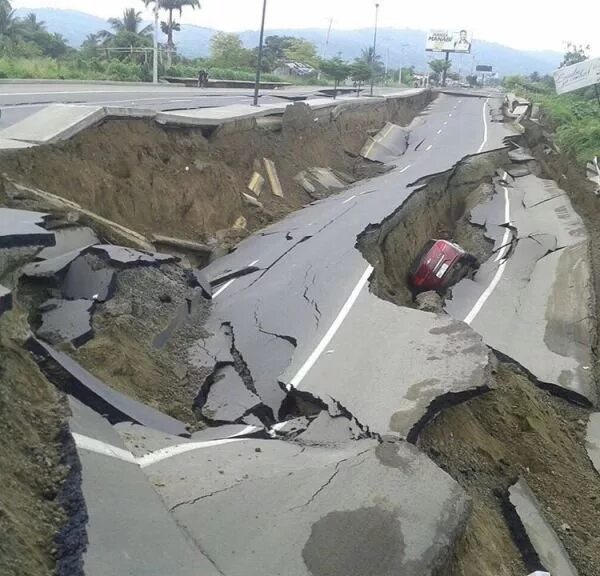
[369, 2, 380, 97]
[152, 4, 159, 84]
[441, 50, 450, 87]
[253, 0, 268, 106]
[322, 17, 333, 59]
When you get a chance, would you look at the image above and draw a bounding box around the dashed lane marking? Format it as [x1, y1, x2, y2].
[212, 259, 260, 298]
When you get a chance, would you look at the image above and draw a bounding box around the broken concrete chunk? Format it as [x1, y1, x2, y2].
[586, 413, 600, 475]
[507, 164, 531, 178]
[247, 172, 265, 196]
[145, 437, 469, 576]
[307, 167, 347, 190]
[191, 423, 266, 442]
[90, 244, 176, 267]
[271, 416, 310, 437]
[196, 365, 263, 424]
[361, 122, 409, 163]
[28, 338, 189, 437]
[186, 269, 212, 298]
[0, 284, 12, 317]
[263, 157, 284, 197]
[0, 207, 55, 248]
[152, 235, 213, 259]
[296, 411, 364, 445]
[37, 298, 94, 347]
[508, 478, 579, 576]
[508, 147, 535, 163]
[294, 171, 318, 196]
[241, 191, 264, 209]
[21, 247, 86, 278]
[37, 226, 98, 260]
[415, 291, 444, 313]
[62, 256, 116, 302]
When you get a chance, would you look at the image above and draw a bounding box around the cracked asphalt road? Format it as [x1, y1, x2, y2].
[198, 93, 511, 428]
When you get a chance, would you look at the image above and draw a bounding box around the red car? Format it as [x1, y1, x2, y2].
[408, 239, 478, 292]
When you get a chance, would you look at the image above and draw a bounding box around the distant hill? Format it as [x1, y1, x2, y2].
[16, 8, 562, 76]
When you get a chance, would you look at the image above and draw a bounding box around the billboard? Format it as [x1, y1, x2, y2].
[553, 57, 600, 95]
[476, 65, 493, 72]
[426, 30, 472, 53]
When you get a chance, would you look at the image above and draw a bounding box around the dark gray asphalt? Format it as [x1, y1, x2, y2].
[198, 93, 510, 424]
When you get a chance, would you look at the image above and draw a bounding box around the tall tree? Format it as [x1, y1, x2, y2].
[209, 32, 252, 69]
[283, 38, 319, 67]
[560, 42, 590, 68]
[320, 55, 350, 98]
[0, 0, 19, 37]
[143, 0, 200, 65]
[106, 8, 152, 36]
[22, 12, 45, 33]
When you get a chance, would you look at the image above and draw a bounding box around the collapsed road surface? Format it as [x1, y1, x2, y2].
[2, 88, 599, 576]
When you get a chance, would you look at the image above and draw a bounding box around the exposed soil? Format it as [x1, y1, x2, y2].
[357, 149, 507, 307]
[0, 309, 69, 576]
[0, 93, 431, 248]
[420, 363, 600, 576]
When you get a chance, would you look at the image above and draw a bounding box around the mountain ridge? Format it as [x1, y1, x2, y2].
[15, 8, 562, 76]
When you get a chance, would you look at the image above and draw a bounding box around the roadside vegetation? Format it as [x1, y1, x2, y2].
[0, 0, 413, 87]
[504, 43, 600, 165]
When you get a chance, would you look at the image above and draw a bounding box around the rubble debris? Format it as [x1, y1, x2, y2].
[195, 365, 263, 424]
[247, 172, 265, 196]
[144, 437, 469, 576]
[37, 226, 98, 260]
[294, 172, 318, 197]
[37, 298, 94, 347]
[586, 413, 600, 474]
[209, 264, 261, 287]
[508, 478, 579, 576]
[27, 338, 189, 436]
[0, 207, 55, 248]
[89, 244, 176, 267]
[507, 164, 531, 178]
[263, 157, 284, 197]
[306, 167, 347, 190]
[241, 191, 265, 209]
[62, 256, 116, 302]
[0, 284, 12, 316]
[361, 122, 409, 163]
[415, 290, 444, 313]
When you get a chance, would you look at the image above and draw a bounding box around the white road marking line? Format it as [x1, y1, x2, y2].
[464, 185, 511, 325]
[212, 259, 259, 298]
[449, 112, 453, 117]
[399, 165, 412, 173]
[72, 431, 260, 468]
[426, 144, 433, 151]
[342, 194, 357, 204]
[72, 433, 138, 464]
[477, 98, 490, 153]
[437, 129, 443, 134]
[443, 121, 448, 125]
[290, 264, 373, 388]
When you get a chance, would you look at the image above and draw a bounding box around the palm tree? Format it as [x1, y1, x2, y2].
[143, 0, 200, 65]
[23, 12, 46, 32]
[101, 8, 152, 42]
[0, 0, 19, 37]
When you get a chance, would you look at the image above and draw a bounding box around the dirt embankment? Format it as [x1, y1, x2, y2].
[358, 149, 507, 307]
[421, 363, 600, 576]
[0, 93, 431, 247]
[0, 310, 72, 576]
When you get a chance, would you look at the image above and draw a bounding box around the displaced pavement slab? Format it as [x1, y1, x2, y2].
[68, 398, 221, 576]
[296, 412, 364, 445]
[37, 298, 94, 347]
[114, 422, 265, 458]
[447, 175, 596, 405]
[28, 338, 189, 436]
[20, 247, 86, 278]
[90, 244, 177, 267]
[37, 226, 98, 260]
[283, 289, 490, 439]
[0, 284, 12, 317]
[508, 478, 579, 576]
[508, 147, 535, 163]
[0, 104, 106, 144]
[142, 437, 470, 576]
[186, 268, 213, 298]
[0, 207, 55, 248]
[361, 122, 409, 163]
[586, 413, 600, 475]
[62, 255, 116, 302]
[0, 136, 35, 150]
[197, 365, 264, 424]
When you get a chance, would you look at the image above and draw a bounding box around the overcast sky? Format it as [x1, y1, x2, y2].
[12, 0, 598, 55]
